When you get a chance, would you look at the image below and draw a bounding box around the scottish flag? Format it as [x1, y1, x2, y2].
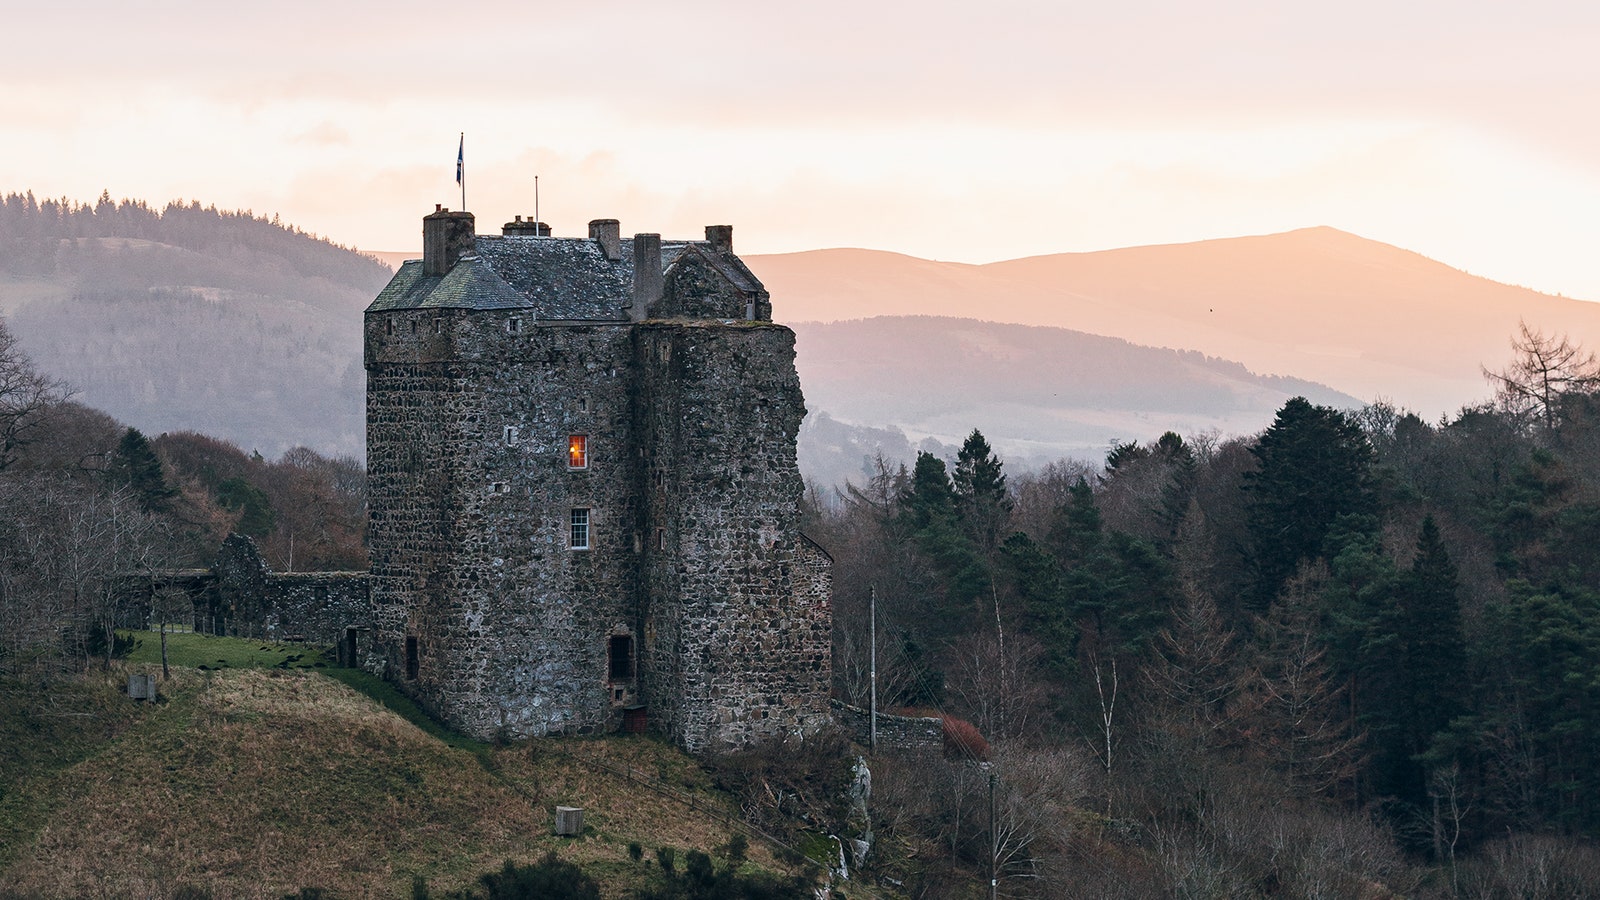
[456, 134, 464, 185]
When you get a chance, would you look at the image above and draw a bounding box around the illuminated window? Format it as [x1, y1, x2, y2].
[568, 434, 588, 469]
[570, 508, 590, 550]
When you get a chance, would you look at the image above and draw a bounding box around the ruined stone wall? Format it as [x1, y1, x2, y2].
[265, 573, 371, 646]
[831, 701, 944, 754]
[636, 321, 831, 752]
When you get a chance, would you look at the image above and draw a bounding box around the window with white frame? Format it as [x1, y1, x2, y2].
[568, 434, 588, 469]
[570, 508, 590, 550]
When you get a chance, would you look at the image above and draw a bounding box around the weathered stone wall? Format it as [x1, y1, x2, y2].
[266, 573, 371, 646]
[367, 308, 647, 739]
[363, 229, 831, 751]
[636, 321, 831, 752]
[655, 250, 769, 320]
[214, 533, 271, 638]
[831, 700, 944, 754]
[364, 309, 471, 717]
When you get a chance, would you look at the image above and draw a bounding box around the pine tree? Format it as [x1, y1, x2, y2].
[111, 427, 175, 512]
[1245, 397, 1380, 610]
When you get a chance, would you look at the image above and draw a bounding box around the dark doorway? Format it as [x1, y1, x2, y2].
[609, 635, 634, 681]
[405, 635, 419, 680]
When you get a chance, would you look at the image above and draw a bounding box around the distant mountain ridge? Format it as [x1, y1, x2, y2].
[2, 196, 1556, 480]
[748, 227, 1600, 419]
[0, 193, 391, 456]
[792, 315, 1359, 488]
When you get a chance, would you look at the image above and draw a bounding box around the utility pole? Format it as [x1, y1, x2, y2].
[869, 584, 878, 754]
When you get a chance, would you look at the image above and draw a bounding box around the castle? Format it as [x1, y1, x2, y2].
[358, 208, 833, 751]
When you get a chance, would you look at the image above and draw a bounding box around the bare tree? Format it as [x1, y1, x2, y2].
[0, 317, 72, 470]
[1483, 321, 1600, 433]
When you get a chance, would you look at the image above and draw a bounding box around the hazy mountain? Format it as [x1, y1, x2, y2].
[748, 227, 1600, 420]
[5, 198, 1550, 485]
[792, 316, 1359, 489]
[0, 195, 391, 457]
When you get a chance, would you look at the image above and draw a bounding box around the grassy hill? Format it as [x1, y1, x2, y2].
[0, 635, 824, 899]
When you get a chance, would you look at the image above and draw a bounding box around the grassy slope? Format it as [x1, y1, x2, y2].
[0, 635, 810, 899]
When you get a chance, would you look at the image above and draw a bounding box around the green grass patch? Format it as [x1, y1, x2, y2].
[121, 630, 327, 670]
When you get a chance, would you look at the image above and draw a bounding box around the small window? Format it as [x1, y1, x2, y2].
[656, 528, 666, 551]
[490, 482, 507, 494]
[433, 316, 443, 334]
[405, 636, 419, 680]
[507, 317, 522, 334]
[570, 508, 590, 550]
[578, 398, 589, 412]
[568, 434, 588, 469]
[504, 425, 519, 446]
[384, 317, 394, 335]
[410, 319, 419, 334]
[609, 635, 634, 680]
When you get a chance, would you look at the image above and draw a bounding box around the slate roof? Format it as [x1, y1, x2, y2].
[365, 235, 766, 320]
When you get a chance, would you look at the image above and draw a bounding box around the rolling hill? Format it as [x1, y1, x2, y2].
[7, 198, 1581, 482]
[748, 226, 1600, 421]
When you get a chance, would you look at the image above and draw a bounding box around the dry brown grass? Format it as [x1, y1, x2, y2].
[0, 668, 806, 899]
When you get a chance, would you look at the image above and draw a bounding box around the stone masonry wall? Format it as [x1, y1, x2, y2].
[365, 309, 473, 717]
[636, 321, 832, 752]
[831, 700, 944, 754]
[367, 307, 646, 739]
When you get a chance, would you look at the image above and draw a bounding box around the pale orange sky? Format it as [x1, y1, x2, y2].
[6, 0, 1600, 298]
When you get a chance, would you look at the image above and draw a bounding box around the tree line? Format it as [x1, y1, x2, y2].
[804, 322, 1600, 896]
[0, 318, 366, 677]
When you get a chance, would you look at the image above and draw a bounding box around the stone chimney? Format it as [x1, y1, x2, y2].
[589, 219, 622, 261]
[502, 215, 551, 237]
[631, 233, 662, 322]
[705, 225, 732, 253]
[423, 207, 476, 276]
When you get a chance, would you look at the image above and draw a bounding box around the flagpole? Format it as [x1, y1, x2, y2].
[535, 175, 540, 237]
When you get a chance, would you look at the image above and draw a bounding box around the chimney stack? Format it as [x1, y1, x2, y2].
[423, 208, 476, 276]
[589, 219, 622, 261]
[705, 225, 732, 253]
[632, 233, 662, 322]
[502, 216, 551, 237]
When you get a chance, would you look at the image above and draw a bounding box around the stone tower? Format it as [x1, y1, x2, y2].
[363, 208, 832, 752]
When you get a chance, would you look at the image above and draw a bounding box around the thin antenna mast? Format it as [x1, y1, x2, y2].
[535, 175, 540, 236]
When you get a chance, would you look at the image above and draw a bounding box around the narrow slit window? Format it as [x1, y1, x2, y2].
[433, 316, 443, 334]
[568, 434, 588, 469]
[385, 317, 394, 335]
[504, 425, 520, 446]
[570, 508, 590, 550]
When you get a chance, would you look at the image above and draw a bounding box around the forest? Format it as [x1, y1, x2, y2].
[802, 322, 1600, 895]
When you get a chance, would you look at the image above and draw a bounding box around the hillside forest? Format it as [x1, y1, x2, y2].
[802, 322, 1600, 895]
[6, 197, 1600, 895]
